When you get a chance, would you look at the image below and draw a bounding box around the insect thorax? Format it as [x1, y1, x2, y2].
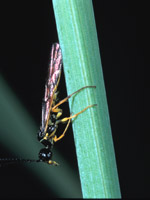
[37, 111, 58, 146]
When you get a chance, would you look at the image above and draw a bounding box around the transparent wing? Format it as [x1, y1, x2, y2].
[41, 43, 62, 132]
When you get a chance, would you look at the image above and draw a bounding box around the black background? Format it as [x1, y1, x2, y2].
[0, 0, 146, 198]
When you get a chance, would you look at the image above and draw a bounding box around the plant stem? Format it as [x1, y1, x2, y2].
[52, 0, 121, 198]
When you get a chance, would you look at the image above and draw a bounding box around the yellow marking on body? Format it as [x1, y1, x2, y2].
[43, 133, 49, 140]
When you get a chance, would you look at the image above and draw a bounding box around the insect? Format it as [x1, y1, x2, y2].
[0, 43, 96, 166]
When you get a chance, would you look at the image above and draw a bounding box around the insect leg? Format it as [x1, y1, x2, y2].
[53, 117, 71, 142]
[52, 86, 96, 111]
[53, 104, 97, 142]
[57, 104, 97, 123]
[52, 107, 63, 119]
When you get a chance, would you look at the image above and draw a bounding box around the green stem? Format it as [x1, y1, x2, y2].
[52, 0, 121, 198]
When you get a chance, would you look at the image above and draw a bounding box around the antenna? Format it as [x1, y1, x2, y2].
[0, 158, 41, 167]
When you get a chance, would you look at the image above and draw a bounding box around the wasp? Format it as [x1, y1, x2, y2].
[0, 43, 96, 166]
[37, 43, 96, 165]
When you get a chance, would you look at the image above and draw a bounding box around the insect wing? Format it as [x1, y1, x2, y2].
[41, 99, 46, 132]
[41, 43, 62, 132]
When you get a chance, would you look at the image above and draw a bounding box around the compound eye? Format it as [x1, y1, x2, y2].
[38, 148, 52, 162]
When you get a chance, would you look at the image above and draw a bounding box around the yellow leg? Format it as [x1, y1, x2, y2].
[52, 107, 62, 119]
[52, 107, 62, 113]
[59, 104, 97, 123]
[51, 86, 96, 143]
[53, 104, 97, 142]
[52, 86, 96, 112]
[42, 128, 57, 142]
[53, 117, 71, 142]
